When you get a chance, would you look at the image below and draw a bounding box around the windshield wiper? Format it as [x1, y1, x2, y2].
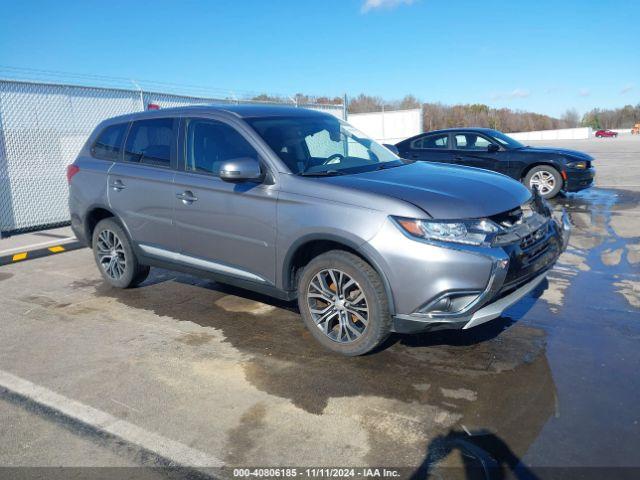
[375, 161, 409, 170]
[299, 170, 345, 177]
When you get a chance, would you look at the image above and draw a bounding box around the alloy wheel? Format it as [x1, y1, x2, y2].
[529, 170, 556, 196]
[96, 229, 127, 280]
[306, 269, 369, 343]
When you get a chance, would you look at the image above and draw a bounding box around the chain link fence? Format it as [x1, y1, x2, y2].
[0, 78, 344, 236]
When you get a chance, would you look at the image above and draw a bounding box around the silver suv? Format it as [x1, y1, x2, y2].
[68, 106, 570, 355]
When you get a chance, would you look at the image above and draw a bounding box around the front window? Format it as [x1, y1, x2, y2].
[454, 133, 492, 151]
[488, 130, 524, 149]
[246, 115, 403, 175]
[185, 119, 259, 176]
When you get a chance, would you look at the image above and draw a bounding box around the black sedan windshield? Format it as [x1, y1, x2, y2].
[247, 115, 403, 175]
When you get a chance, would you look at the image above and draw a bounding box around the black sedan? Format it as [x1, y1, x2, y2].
[395, 128, 595, 199]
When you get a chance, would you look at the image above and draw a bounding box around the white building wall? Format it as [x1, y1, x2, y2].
[348, 108, 422, 145]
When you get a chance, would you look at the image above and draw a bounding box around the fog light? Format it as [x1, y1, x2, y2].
[419, 292, 482, 315]
[430, 297, 452, 313]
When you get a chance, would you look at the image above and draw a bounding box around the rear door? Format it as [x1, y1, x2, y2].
[107, 117, 178, 252]
[399, 133, 454, 163]
[172, 117, 278, 285]
[452, 132, 512, 176]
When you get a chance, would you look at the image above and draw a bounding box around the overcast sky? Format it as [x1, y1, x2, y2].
[1, 0, 638, 117]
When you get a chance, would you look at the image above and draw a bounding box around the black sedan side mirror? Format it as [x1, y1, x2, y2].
[487, 143, 500, 153]
[219, 157, 264, 182]
[383, 144, 400, 155]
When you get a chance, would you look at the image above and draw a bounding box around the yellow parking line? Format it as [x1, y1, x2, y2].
[12, 252, 28, 262]
[48, 245, 65, 253]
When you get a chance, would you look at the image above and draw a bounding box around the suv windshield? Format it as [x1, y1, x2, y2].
[246, 115, 403, 175]
[489, 130, 525, 149]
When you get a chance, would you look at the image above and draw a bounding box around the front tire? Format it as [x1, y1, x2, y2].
[524, 165, 562, 199]
[92, 218, 150, 288]
[297, 250, 392, 356]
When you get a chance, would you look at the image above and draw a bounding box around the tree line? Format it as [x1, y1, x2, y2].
[251, 93, 640, 133]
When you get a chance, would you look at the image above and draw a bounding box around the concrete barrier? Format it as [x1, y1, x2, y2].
[508, 127, 592, 141]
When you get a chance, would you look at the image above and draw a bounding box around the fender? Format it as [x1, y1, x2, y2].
[281, 232, 397, 315]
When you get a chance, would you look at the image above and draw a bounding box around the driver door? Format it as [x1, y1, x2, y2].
[452, 133, 511, 176]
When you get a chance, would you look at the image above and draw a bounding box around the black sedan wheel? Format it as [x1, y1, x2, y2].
[525, 166, 562, 199]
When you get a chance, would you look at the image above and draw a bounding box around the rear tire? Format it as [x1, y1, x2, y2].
[92, 218, 149, 288]
[297, 250, 392, 356]
[524, 165, 562, 199]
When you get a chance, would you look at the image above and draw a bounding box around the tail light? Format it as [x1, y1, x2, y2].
[66, 164, 80, 184]
[147, 103, 160, 110]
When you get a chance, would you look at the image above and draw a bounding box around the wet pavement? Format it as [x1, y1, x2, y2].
[0, 184, 639, 476]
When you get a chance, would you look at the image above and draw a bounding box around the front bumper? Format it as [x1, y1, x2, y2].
[388, 210, 570, 333]
[564, 167, 595, 192]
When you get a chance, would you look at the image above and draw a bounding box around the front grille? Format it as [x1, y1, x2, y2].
[520, 223, 549, 250]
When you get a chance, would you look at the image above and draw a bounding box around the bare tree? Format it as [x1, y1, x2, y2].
[561, 108, 580, 128]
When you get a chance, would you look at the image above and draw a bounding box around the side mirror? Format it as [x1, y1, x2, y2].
[219, 157, 263, 182]
[487, 143, 500, 153]
[383, 144, 400, 155]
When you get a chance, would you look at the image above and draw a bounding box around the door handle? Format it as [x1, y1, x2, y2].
[410, 153, 419, 159]
[110, 179, 125, 191]
[176, 190, 198, 204]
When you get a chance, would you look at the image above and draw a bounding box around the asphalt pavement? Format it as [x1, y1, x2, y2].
[0, 136, 639, 479]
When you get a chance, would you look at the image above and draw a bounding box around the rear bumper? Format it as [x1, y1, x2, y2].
[564, 167, 595, 192]
[392, 211, 570, 334]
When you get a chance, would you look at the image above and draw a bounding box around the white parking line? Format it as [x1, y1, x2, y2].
[0, 369, 224, 469]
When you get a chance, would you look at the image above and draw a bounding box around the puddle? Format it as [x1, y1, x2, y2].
[71, 261, 558, 469]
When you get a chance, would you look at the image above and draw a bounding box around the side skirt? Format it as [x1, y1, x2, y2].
[137, 254, 298, 302]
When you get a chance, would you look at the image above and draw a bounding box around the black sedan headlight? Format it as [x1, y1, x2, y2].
[566, 160, 588, 169]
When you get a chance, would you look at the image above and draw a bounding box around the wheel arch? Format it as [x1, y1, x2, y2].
[83, 205, 131, 248]
[282, 234, 397, 315]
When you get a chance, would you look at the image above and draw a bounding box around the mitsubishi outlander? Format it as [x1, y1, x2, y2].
[68, 106, 570, 355]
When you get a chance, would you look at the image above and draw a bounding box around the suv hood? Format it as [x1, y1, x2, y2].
[320, 162, 531, 219]
[519, 146, 594, 161]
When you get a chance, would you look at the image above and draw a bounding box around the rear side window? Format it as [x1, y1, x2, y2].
[92, 123, 127, 161]
[124, 118, 174, 167]
[411, 133, 449, 149]
[185, 119, 258, 176]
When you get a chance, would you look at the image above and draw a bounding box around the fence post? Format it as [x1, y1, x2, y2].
[343, 94, 348, 120]
[131, 79, 145, 111]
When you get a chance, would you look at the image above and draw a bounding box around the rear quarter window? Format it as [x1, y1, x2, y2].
[91, 123, 128, 161]
[412, 133, 449, 149]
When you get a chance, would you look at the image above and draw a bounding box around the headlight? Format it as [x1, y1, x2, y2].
[567, 160, 587, 169]
[393, 217, 501, 246]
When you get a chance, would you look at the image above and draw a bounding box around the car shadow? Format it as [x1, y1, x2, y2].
[139, 267, 551, 354]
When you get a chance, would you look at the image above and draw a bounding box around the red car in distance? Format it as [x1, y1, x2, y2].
[595, 129, 618, 138]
